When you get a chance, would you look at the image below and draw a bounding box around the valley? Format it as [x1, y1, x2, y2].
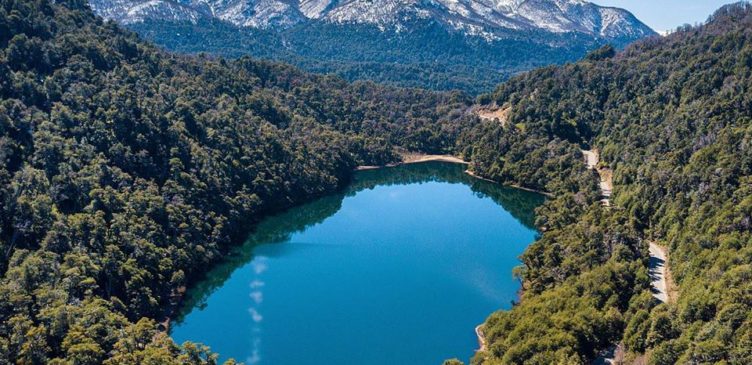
[170, 162, 543, 365]
[0, 0, 750, 364]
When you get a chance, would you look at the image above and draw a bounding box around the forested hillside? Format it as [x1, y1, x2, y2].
[459, 3, 752, 363]
[0, 0, 474, 362]
[128, 18, 604, 95]
[103, 0, 655, 95]
[2, 0, 751, 364]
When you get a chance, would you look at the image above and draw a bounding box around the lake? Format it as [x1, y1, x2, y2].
[170, 162, 543, 364]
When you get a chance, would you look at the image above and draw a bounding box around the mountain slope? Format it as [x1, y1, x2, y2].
[91, 0, 654, 42]
[94, 0, 655, 94]
[130, 17, 606, 94]
[1, 0, 750, 364]
[457, 3, 752, 363]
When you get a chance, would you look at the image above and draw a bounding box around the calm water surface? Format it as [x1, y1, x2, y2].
[171, 162, 543, 364]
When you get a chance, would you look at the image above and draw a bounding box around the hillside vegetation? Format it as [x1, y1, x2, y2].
[460, 3, 752, 363]
[129, 18, 611, 95]
[2, 0, 751, 364]
[0, 0, 473, 362]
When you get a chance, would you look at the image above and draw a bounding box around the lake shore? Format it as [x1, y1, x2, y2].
[476, 324, 487, 352]
[171, 162, 542, 364]
[357, 153, 554, 198]
[355, 153, 468, 171]
[464, 170, 554, 197]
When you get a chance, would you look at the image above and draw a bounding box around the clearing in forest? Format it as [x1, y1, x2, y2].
[476, 106, 511, 126]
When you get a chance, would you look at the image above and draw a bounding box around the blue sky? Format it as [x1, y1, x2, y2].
[591, 1, 735, 33]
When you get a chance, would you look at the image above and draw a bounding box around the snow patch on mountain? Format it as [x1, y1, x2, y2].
[90, 0, 655, 41]
[299, 0, 336, 18]
[89, 0, 203, 24]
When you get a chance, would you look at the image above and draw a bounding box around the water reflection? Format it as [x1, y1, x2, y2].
[173, 162, 543, 325]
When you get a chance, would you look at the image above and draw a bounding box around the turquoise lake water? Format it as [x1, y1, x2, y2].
[171, 162, 543, 364]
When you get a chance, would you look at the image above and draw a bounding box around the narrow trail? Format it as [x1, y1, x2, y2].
[593, 344, 625, 365]
[583, 151, 673, 364]
[581, 149, 671, 304]
[593, 244, 673, 365]
[649, 242, 669, 303]
[582, 149, 598, 169]
[581, 150, 613, 206]
[478, 147, 672, 361]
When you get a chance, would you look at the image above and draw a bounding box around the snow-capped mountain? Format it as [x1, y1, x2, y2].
[103, 0, 656, 94]
[90, 0, 654, 41]
[89, 0, 306, 28]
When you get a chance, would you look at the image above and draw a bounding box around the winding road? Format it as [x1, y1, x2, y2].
[585, 149, 672, 364]
[582, 149, 669, 303]
[479, 147, 673, 359]
[581, 150, 613, 206]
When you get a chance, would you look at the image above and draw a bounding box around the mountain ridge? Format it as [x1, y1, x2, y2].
[92, 0, 656, 94]
[90, 0, 655, 42]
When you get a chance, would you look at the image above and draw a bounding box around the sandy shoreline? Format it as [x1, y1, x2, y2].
[402, 153, 468, 165]
[476, 324, 487, 352]
[355, 153, 468, 171]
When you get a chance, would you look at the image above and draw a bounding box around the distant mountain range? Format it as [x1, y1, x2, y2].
[90, 0, 657, 93]
[90, 0, 654, 41]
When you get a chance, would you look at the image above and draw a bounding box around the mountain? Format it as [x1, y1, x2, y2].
[304, 0, 653, 41]
[90, 0, 656, 93]
[90, 0, 653, 41]
[89, 0, 306, 28]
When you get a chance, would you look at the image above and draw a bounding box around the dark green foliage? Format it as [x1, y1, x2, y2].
[0, 0, 474, 362]
[463, 2, 752, 364]
[128, 17, 623, 95]
[585, 45, 616, 61]
[443, 359, 465, 365]
[2, 0, 751, 363]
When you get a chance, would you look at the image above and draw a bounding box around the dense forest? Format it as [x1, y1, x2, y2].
[458, 3, 752, 364]
[128, 17, 607, 95]
[2, 0, 752, 364]
[0, 0, 475, 362]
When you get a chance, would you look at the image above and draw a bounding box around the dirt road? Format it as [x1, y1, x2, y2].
[581, 150, 613, 206]
[649, 242, 669, 303]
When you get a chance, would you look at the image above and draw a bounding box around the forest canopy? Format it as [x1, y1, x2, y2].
[128, 18, 614, 95]
[461, 3, 752, 364]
